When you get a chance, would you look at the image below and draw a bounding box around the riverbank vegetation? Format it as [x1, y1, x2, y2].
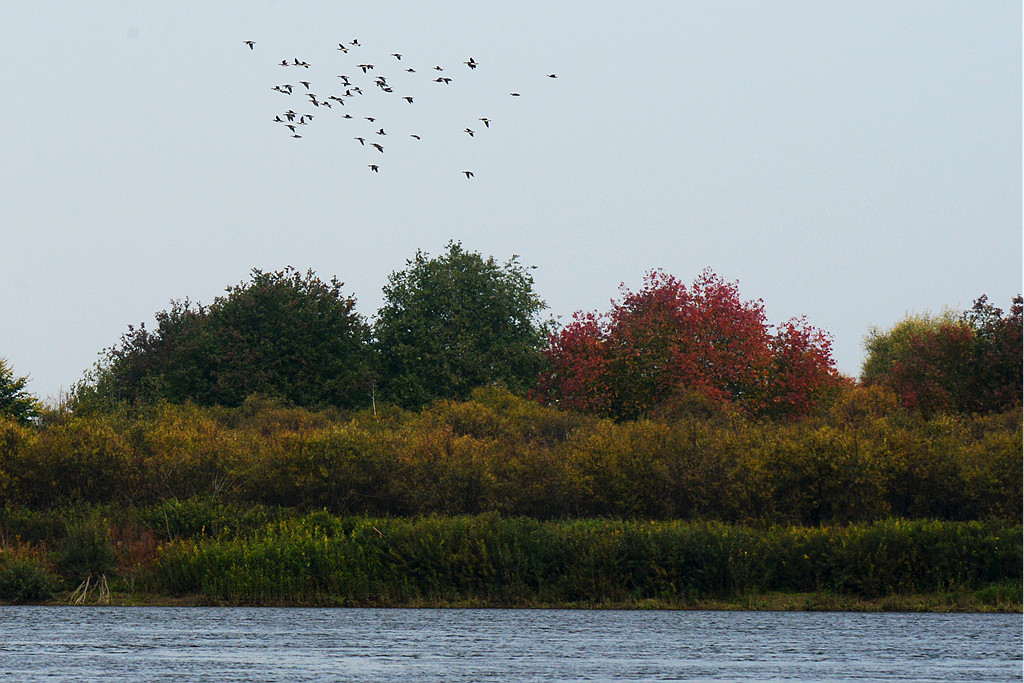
[1, 247, 1020, 609]
[0, 389, 1020, 608]
[0, 504, 1019, 610]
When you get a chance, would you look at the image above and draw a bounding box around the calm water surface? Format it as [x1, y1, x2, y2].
[0, 607, 1020, 681]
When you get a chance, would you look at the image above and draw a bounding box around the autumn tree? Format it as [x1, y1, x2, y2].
[373, 242, 549, 409]
[862, 295, 1022, 415]
[534, 268, 844, 421]
[75, 267, 374, 410]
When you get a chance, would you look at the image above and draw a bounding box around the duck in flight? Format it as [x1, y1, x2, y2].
[244, 40, 255, 50]
[464, 57, 477, 69]
[462, 171, 474, 178]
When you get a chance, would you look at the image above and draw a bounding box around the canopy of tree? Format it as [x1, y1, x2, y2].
[373, 242, 549, 409]
[533, 269, 846, 421]
[862, 295, 1022, 415]
[75, 268, 373, 410]
[0, 359, 39, 424]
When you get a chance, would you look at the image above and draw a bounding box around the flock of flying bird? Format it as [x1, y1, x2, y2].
[244, 38, 558, 177]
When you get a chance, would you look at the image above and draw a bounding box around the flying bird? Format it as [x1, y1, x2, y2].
[376, 128, 386, 135]
[369, 164, 379, 172]
[433, 65, 444, 71]
[354, 137, 365, 145]
[462, 171, 474, 178]
[464, 57, 477, 69]
[547, 73, 557, 78]
[479, 117, 490, 127]
[244, 41, 255, 49]
[410, 134, 421, 139]
[357, 64, 374, 73]
[364, 116, 376, 122]
[371, 143, 384, 152]
[403, 96, 414, 104]
[510, 92, 521, 96]
[350, 39, 361, 46]
[300, 81, 310, 89]
[337, 44, 349, 53]
[391, 53, 402, 60]
[464, 128, 474, 137]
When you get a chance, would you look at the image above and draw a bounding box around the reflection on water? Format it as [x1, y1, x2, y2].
[0, 607, 1020, 682]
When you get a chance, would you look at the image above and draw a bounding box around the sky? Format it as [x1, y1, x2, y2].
[2, 2, 1020, 403]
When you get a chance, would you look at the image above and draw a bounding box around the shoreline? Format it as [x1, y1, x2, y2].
[29, 590, 1023, 613]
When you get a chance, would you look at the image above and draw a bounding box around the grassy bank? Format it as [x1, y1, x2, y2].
[1, 508, 1019, 611]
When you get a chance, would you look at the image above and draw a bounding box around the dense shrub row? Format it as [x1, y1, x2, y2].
[1, 387, 1019, 525]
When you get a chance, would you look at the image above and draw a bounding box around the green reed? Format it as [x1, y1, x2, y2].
[145, 514, 1021, 606]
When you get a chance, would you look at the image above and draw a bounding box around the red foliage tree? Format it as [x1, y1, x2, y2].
[879, 295, 1023, 416]
[535, 268, 844, 420]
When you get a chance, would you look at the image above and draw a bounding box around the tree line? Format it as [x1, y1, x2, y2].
[1, 241, 1021, 423]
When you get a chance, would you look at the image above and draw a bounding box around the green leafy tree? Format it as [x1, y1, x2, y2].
[0, 358, 40, 423]
[374, 242, 549, 409]
[76, 267, 374, 410]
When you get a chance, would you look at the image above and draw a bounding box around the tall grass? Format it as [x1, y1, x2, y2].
[145, 514, 1021, 605]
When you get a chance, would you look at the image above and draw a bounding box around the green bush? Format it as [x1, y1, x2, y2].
[0, 554, 57, 603]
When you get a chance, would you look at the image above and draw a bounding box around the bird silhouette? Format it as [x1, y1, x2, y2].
[354, 137, 365, 145]
[479, 117, 490, 127]
[464, 128, 474, 137]
[410, 134, 421, 139]
[462, 171, 474, 178]
[464, 57, 477, 69]
[357, 64, 374, 73]
[376, 128, 386, 135]
[337, 44, 349, 53]
[369, 164, 379, 172]
[403, 96, 414, 104]
[371, 143, 384, 152]
[391, 53, 402, 60]
[244, 41, 255, 50]
[547, 73, 557, 78]
[510, 92, 521, 96]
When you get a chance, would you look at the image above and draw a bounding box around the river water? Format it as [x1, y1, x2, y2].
[0, 607, 1019, 681]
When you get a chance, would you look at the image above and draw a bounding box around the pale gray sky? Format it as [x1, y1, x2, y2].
[2, 2, 1020, 402]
